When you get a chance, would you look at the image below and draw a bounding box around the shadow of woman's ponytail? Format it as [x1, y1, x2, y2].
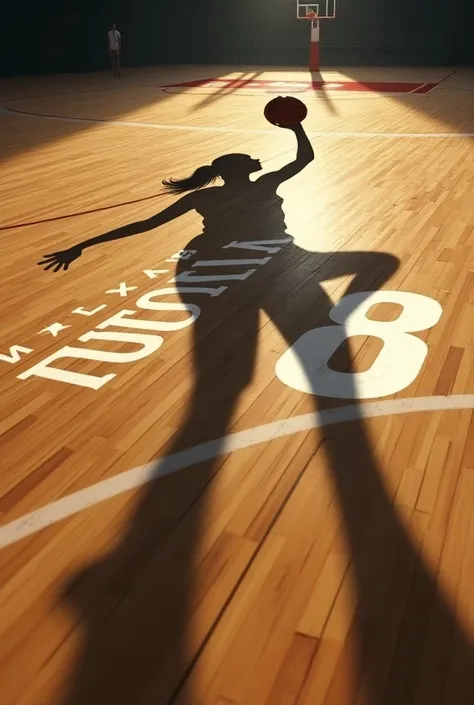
[162, 165, 218, 194]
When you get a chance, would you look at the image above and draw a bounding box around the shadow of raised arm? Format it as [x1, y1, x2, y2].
[258, 123, 314, 188]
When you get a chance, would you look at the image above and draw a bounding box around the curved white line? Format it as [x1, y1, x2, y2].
[2, 107, 473, 139]
[1, 394, 474, 550]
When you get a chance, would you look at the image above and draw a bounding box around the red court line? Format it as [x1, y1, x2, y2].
[319, 81, 438, 93]
[162, 77, 440, 94]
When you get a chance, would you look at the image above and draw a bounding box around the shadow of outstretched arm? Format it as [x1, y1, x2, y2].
[37, 193, 197, 272]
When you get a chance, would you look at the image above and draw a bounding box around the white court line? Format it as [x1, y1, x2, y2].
[2, 107, 474, 139]
[408, 82, 428, 94]
[1, 394, 474, 550]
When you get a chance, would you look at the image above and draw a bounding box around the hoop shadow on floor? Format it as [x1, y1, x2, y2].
[56, 141, 474, 705]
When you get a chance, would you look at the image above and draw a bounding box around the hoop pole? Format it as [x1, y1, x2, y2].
[309, 18, 320, 71]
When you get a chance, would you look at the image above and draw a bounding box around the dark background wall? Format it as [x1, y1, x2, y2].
[1, 0, 472, 77]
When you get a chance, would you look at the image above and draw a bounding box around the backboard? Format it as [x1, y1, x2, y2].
[296, 0, 337, 19]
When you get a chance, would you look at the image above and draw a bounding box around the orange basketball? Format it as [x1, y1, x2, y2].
[264, 96, 308, 127]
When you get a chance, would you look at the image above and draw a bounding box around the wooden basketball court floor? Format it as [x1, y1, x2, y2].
[1, 65, 474, 705]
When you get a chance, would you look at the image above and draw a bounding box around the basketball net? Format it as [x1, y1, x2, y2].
[306, 10, 318, 28]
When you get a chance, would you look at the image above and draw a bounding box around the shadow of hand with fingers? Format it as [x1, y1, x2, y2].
[50, 118, 474, 705]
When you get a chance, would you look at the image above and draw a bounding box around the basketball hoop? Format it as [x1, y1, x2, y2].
[303, 9, 319, 31]
[296, 1, 336, 71]
[307, 11, 319, 28]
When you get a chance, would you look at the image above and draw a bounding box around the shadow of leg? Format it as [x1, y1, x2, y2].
[61, 300, 259, 705]
[266, 247, 474, 704]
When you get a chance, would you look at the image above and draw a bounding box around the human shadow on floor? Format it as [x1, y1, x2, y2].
[41, 124, 474, 704]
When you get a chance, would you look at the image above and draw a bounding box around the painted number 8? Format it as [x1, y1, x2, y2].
[275, 291, 443, 399]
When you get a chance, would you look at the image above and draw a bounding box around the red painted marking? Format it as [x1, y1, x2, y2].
[162, 78, 439, 95]
[311, 81, 437, 93]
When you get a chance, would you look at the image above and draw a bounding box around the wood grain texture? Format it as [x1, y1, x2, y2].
[1, 66, 474, 705]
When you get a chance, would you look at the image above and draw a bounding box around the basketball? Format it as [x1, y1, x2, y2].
[264, 96, 308, 127]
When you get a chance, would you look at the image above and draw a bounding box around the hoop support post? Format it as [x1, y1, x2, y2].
[309, 17, 320, 71]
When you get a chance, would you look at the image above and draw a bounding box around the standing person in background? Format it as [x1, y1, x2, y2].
[108, 23, 121, 77]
